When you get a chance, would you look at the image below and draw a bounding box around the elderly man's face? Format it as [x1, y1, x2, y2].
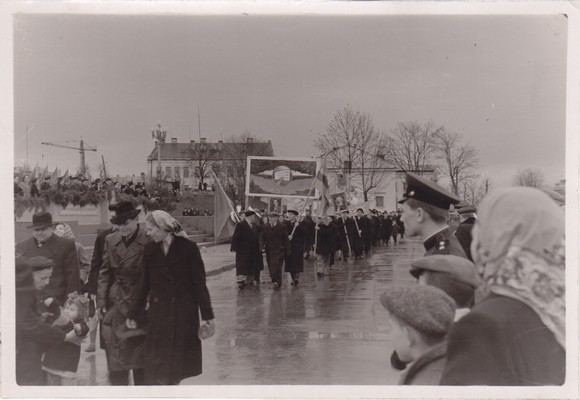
[118, 217, 139, 237]
[32, 226, 53, 244]
[32, 268, 52, 290]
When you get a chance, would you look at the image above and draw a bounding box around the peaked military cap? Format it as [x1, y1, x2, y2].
[455, 201, 477, 215]
[409, 255, 481, 288]
[286, 209, 299, 216]
[398, 172, 460, 210]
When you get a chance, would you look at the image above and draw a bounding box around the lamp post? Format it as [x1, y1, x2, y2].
[151, 121, 167, 179]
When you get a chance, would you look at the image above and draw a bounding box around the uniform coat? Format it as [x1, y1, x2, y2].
[423, 227, 467, 258]
[97, 227, 148, 372]
[230, 220, 260, 277]
[440, 294, 565, 386]
[454, 217, 476, 261]
[16, 234, 80, 305]
[128, 237, 214, 385]
[285, 220, 306, 273]
[262, 222, 289, 284]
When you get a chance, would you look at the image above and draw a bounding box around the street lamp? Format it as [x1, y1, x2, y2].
[151, 121, 167, 178]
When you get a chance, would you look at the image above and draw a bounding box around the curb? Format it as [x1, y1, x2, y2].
[206, 263, 236, 277]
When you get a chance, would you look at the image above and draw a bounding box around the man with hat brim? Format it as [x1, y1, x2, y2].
[380, 285, 455, 385]
[262, 210, 290, 288]
[453, 202, 477, 262]
[283, 210, 306, 285]
[398, 173, 467, 258]
[230, 210, 261, 288]
[410, 255, 481, 320]
[351, 208, 367, 258]
[16, 211, 80, 306]
[97, 201, 148, 385]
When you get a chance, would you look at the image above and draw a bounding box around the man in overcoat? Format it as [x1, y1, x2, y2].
[16, 211, 80, 305]
[230, 210, 260, 288]
[97, 201, 148, 385]
[453, 202, 477, 262]
[284, 209, 306, 286]
[262, 211, 289, 289]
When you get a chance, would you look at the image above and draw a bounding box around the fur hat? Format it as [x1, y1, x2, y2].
[380, 285, 455, 337]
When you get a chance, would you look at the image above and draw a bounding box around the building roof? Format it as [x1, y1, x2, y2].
[147, 140, 274, 162]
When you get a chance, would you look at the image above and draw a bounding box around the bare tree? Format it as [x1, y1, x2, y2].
[383, 121, 442, 173]
[189, 141, 219, 189]
[221, 130, 274, 204]
[513, 168, 545, 188]
[462, 175, 493, 206]
[315, 105, 392, 201]
[434, 129, 479, 195]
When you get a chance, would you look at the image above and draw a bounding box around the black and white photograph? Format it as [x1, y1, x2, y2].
[2, 1, 579, 399]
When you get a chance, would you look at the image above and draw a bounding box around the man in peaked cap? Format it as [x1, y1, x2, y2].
[97, 201, 148, 385]
[380, 285, 455, 385]
[284, 209, 306, 285]
[16, 211, 80, 305]
[262, 210, 290, 288]
[453, 201, 477, 262]
[398, 173, 467, 258]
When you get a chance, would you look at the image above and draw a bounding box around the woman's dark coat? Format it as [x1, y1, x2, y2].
[440, 294, 565, 386]
[128, 237, 214, 385]
[230, 220, 260, 277]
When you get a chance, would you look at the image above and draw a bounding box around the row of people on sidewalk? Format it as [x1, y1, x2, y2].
[229, 206, 404, 288]
[379, 172, 564, 386]
[15, 203, 216, 386]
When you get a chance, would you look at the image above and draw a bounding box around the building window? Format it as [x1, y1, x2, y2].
[165, 166, 172, 176]
[183, 167, 189, 178]
[375, 196, 384, 208]
[174, 166, 180, 177]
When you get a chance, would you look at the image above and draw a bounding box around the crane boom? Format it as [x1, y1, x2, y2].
[41, 142, 97, 151]
[41, 140, 97, 176]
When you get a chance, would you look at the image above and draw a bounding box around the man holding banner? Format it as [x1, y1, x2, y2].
[284, 209, 306, 286]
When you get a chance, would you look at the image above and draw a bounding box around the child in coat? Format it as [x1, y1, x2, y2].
[41, 291, 90, 385]
[380, 285, 455, 385]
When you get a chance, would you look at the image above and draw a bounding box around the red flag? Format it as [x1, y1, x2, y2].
[314, 163, 334, 217]
[212, 172, 237, 241]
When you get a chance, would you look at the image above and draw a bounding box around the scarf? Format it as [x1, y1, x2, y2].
[150, 210, 188, 238]
[472, 187, 565, 348]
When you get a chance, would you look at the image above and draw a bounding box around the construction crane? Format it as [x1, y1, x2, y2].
[41, 139, 97, 177]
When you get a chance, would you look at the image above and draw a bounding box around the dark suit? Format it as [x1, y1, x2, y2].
[230, 220, 260, 279]
[16, 234, 80, 305]
[441, 294, 565, 385]
[262, 222, 289, 285]
[454, 217, 476, 261]
[128, 237, 214, 384]
[97, 227, 148, 376]
[285, 220, 306, 274]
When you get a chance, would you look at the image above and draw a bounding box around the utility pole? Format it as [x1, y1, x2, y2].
[151, 121, 167, 178]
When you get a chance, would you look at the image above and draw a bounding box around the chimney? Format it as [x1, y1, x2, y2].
[200, 138, 207, 144]
[171, 138, 177, 144]
[190, 140, 195, 144]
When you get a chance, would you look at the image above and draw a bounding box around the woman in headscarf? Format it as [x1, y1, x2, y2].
[125, 210, 215, 385]
[440, 187, 565, 385]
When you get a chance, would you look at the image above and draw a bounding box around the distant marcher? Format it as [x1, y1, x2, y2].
[126, 210, 215, 385]
[315, 215, 337, 277]
[97, 201, 148, 385]
[285, 210, 306, 286]
[16, 211, 80, 305]
[441, 187, 565, 385]
[351, 209, 366, 258]
[262, 211, 290, 288]
[380, 285, 455, 385]
[230, 210, 260, 288]
[453, 202, 477, 262]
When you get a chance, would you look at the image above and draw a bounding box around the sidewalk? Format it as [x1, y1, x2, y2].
[198, 243, 236, 277]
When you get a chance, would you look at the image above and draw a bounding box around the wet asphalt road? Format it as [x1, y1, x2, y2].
[76, 238, 425, 386]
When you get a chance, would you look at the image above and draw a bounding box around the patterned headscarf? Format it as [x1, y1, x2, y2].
[55, 223, 75, 240]
[150, 210, 188, 238]
[471, 187, 565, 348]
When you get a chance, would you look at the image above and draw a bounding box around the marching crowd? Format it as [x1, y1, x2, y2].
[14, 171, 565, 387]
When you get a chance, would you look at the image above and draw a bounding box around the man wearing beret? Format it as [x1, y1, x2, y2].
[16, 211, 80, 306]
[381, 285, 456, 385]
[230, 210, 260, 288]
[453, 202, 477, 262]
[262, 211, 290, 289]
[97, 201, 148, 385]
[398, 173, 467, 258]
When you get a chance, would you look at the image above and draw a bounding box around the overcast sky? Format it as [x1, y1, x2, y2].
[13, 13, 568, 187]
